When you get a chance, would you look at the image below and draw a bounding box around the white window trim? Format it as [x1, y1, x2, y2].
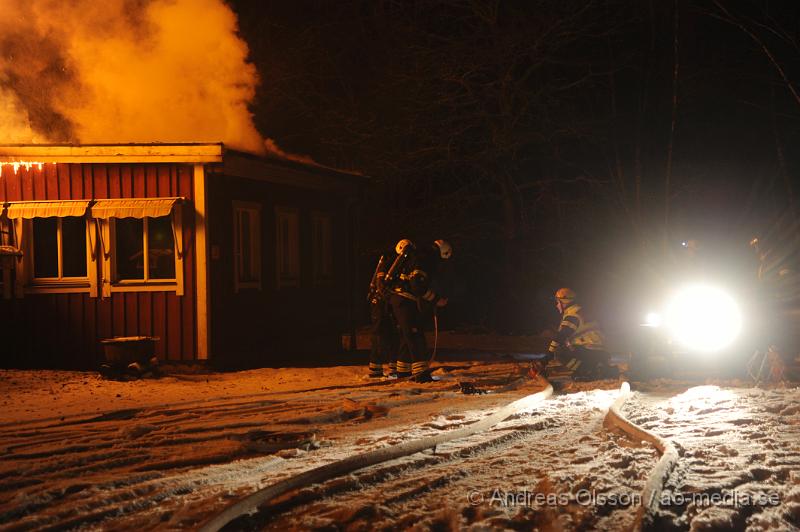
[275, 206, 300, 288]
[16, 217, 98, 297]
[99, 206, 184, 297]
[233, 201, 262, 293]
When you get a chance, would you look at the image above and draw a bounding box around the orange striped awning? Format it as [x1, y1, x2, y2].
[90, 198, 181, 219]
[5, 200, 90, 219]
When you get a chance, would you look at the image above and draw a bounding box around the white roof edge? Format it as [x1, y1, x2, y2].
[0, 143, 224, 163]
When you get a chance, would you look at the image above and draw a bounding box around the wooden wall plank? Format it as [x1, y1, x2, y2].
[67, 293, 84, 366]
[84, 296, 97, 365]
[22, 166, 34, 200]
[120, 166, 133, 198]
[112, 294, 126, 337]
[178, 165, 193, 199]
[4, 165, 22, 201]
[125, 293, 138, 336]
[53, 295, 64, 362]
[138, 292, 152, 338]
[56, 164, 76, 199]
[97, 298, 113, 347]
[69, 164, 85, 199]
[133, 166, 145, 198]
[93, 165, 108, 199]
[108, 166, 122, 198]
[145, 165, 158, 197]
[32, 164, 47, 200]
[157, 165, 171, 197]
[166, 294, 181, 360]
[24, 299, 38, 365]
[152, 291, 166, 359]
[46, 163, 60, 200]
[170, 165, 178, 197]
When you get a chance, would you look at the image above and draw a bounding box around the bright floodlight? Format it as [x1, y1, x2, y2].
[664, 284, 742, 352]
[643, 312, 662, 327]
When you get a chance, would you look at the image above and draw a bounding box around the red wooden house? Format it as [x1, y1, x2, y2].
[0, 143, 360, 369]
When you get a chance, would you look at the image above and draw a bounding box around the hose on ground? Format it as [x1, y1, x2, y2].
[199, 379, 554, 532]
[603, 382, 680, 531]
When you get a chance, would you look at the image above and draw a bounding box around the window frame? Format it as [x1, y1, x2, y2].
[99, 206, 184, 296]
[31, 217, 89, 281]
[233, 201, 262, 293]
[275, 206, 300, 288]
[17, 216, 97, 296]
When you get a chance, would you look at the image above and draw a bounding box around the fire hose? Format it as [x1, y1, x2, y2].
[198, 379, 554, 532]
[603, 382, 680, 531]
[430, 308, 438, 364]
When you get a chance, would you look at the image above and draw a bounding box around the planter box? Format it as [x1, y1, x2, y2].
[100, 336, 158, 365]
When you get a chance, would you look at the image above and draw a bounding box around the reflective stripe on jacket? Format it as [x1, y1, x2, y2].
[548, 303, 606, 353]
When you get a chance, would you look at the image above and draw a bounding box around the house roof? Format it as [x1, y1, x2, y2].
[219, 148, 366, 193]
[0, 143, 366, 194]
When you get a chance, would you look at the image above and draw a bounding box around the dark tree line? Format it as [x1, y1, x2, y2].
[233, 0, 800, 332]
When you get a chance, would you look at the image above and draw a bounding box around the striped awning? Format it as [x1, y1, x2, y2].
[90, 198, 181, 219]
[6, 200, 91, 219]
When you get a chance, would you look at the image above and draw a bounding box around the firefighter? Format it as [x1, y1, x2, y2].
[547, 287, 615, 380]
[389, 239, 453, 382]
[366, 240, 411, 378]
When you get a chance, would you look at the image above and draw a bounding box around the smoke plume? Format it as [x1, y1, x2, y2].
[0, 0, 264, 153]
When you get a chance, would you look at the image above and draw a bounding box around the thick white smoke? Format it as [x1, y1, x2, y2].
[0, 0, 264, 154]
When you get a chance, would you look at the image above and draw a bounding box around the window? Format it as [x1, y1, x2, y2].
[233, 201, 261, 292]
[32, 217, 87, 279]
[113, 216, 176, 281]
[93, 198, 184, 296]
[275, 207, 300, 287]
[312, 212, 333, 284]
[4, 200, 96, 296]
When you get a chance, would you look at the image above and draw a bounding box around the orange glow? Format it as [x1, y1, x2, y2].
[0, 161, 47, 178]
[0, 0, 264, 154]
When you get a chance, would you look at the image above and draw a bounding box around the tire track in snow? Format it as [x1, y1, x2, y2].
[621, 385, 800, 530]
[235, 387, 659, 531]
[0, 367, 531, 530]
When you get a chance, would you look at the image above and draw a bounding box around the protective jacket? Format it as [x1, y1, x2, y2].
[391, 246, 447, 305]
[548, 303, 606, 355]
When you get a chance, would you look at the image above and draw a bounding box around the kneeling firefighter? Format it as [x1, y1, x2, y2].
[389, 239, 452, 382]
[547, 288, 615, 380]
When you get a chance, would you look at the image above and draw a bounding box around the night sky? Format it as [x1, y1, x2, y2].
[229, 0, 800, 332]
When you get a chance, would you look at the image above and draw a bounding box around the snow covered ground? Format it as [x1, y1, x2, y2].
[624, 382, 800, 530]
[0, 364, 798, 531]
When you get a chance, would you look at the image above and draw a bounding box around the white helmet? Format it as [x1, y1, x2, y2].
[395, 238, 414, 255]
[434, 239, 452, 259]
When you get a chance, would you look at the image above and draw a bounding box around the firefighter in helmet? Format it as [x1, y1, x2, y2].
[365, 240, 414, 378]
[389, 239, 453, 382]
[547, 287, 615, 380]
